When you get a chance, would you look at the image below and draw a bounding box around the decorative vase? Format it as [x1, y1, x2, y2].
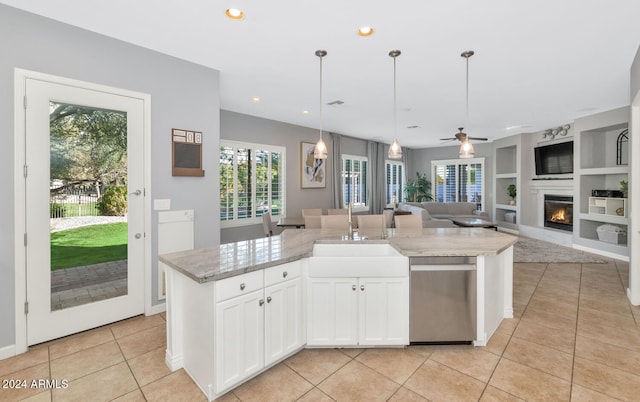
[509, 199, 516, 206]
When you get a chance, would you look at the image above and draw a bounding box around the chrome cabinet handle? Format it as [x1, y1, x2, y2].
[259, 299, 264, 306]
[240, 283, 246, 291]
[267, 296, 272, 303]
[283, 271, 288, 278]
[361, 285, 365, 291]
[352, 285, 356, 291]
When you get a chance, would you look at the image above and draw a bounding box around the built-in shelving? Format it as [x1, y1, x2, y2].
[493, 139, 520, 231]
[573, 106, 629, 258]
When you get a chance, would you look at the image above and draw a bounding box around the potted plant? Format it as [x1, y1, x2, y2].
[404, 172, 433, 202]
[620, 180, 628, 198]
[507, 184, 517, 205]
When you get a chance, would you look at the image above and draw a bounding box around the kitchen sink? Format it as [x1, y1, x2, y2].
[308, 244, 408, 277]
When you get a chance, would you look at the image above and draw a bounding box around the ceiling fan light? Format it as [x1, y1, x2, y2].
[388, 138, 403, 159]
[314, 136, 328, 159]
[459, 140, 475, 158]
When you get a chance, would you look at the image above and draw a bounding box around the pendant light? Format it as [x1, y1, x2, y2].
[313, 50, 328, 159]
[388, 50, 403, 159]
[459, 50, 475, 159]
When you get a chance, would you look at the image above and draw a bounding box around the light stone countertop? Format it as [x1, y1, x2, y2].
[159, 227, 517, 283]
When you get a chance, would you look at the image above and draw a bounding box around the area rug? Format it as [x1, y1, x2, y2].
[513, 236, 608, 264]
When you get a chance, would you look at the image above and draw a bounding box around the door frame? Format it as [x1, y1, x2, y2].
[13, 69, 153, 354]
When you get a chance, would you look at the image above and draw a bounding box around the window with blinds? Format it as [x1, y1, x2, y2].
[220, 140, 285, 227]
[342, 154, 368, 211]
[431, 158, 485, 209]
[386, 160, 404, 205]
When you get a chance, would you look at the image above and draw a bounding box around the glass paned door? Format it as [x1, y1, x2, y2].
[25, 77, 144, 345]
[49, 102, 129, 311]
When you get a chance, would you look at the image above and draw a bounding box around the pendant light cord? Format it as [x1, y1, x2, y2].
[393, 55, 397, 139]
[465, 55, 469, 137]
[319, 54, 323, 140]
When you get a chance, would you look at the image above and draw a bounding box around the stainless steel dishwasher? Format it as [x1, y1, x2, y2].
[409, 256, 477, 344]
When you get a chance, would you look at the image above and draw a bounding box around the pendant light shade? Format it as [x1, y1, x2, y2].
[388, 50, 403, 160]
[459, 50, 475, 159]
[314, 50, 328, 159]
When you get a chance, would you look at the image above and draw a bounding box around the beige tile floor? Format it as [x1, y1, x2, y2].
[2, 258, 639, 401]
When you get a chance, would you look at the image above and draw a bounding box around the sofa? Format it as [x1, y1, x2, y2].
[397, 202, 489, 228]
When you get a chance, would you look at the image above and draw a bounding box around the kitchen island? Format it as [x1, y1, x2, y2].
[160, 227, 516, 401]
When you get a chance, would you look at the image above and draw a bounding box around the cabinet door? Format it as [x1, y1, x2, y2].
[264, 277, 303, 366]
[214, 289, 264, 394]
[359, 277, 409, 346]
[307, 278, 358, 346]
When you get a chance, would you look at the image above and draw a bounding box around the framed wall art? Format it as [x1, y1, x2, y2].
[172, 128, 204, 176]
[300, 142, 326, 188]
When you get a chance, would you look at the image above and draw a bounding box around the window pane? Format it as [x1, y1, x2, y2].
[255, 149, 269, 217]
[237, 148, 251, 219]
[271, 152, 282, 215]
[220, 146, 235, 220]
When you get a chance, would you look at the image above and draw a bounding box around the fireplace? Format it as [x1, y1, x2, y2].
[544, 195, 573, 231]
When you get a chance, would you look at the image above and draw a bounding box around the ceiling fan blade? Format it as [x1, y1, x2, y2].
[439, 137, 455, 141]
[468, 136, 488, 141]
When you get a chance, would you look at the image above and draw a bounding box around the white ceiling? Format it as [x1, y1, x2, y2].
[3, 0, 640, 148]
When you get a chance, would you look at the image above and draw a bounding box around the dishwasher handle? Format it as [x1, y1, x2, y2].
[410, 264, 476, 272]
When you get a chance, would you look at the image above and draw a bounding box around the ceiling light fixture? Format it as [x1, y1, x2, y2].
[251, 97, 261, 103]
[225, 8, 244, 20]
[313, 50, 328, 159]
[357, 26, 375, 37]
[388, 50, 403, 160]
[459, 50, 475, 159]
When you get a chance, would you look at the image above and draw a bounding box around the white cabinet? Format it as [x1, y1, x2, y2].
[588, 197, 627, 218]
[359, 277, 409, 346]
[214, 289, 264, 394]
[264, 277, 303, 366]
[306, 276, 409, 347]
[306, 278, 358, 346]
[214, 261, 303, 394]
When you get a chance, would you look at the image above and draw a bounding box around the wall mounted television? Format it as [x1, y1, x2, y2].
[534, 141, 574, 175]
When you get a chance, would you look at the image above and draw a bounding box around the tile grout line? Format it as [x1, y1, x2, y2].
[567, 262, 583, 402]
[478, 262, 549, 401]
[111, 325, 148, 401]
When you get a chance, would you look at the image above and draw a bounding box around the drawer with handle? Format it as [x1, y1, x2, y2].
[215, 270, 263, 303]
[264, 261, 301, 287]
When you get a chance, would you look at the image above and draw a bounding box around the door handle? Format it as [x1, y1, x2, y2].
[282, 271, 288, 278]
[267, 296, 272, 303]
[135, 233, 142, 239]
[259, 299, 264, 306]
[130, 189, 142, 196]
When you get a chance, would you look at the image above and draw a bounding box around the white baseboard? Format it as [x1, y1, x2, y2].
[573, 244, 629, 262]
[0, 344, 16, 360]
[148, 302, 166, 316]
[165, 349, 184, 371]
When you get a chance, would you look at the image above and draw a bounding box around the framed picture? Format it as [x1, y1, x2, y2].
[300, 142, 326, 188]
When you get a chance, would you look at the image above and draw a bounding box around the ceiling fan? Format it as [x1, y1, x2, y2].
[440, 127, 488, 143]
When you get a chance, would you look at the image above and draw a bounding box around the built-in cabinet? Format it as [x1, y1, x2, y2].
[306, 276, 409, 346]
[574, 106, 629, 257]
[493, 137, 521, 231]
[173, 260, 305, 398]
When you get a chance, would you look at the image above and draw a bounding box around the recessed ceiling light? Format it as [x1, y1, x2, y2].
[251, 97, 261, 103]
[357, 26, 375, 37]
[302, 110, 310, 115]
[226, 8, 244, 20]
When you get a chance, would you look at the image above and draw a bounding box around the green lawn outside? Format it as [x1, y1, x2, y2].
[50, 222, 128, 270]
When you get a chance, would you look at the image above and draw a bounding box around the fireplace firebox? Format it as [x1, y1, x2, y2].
[544, 195, 573, 231]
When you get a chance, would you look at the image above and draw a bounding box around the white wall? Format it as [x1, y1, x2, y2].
[628, 46, 640, 304]
[0, 5, 220, 349]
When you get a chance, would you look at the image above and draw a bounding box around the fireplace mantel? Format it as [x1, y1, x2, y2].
[529, 178, 574, 192]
